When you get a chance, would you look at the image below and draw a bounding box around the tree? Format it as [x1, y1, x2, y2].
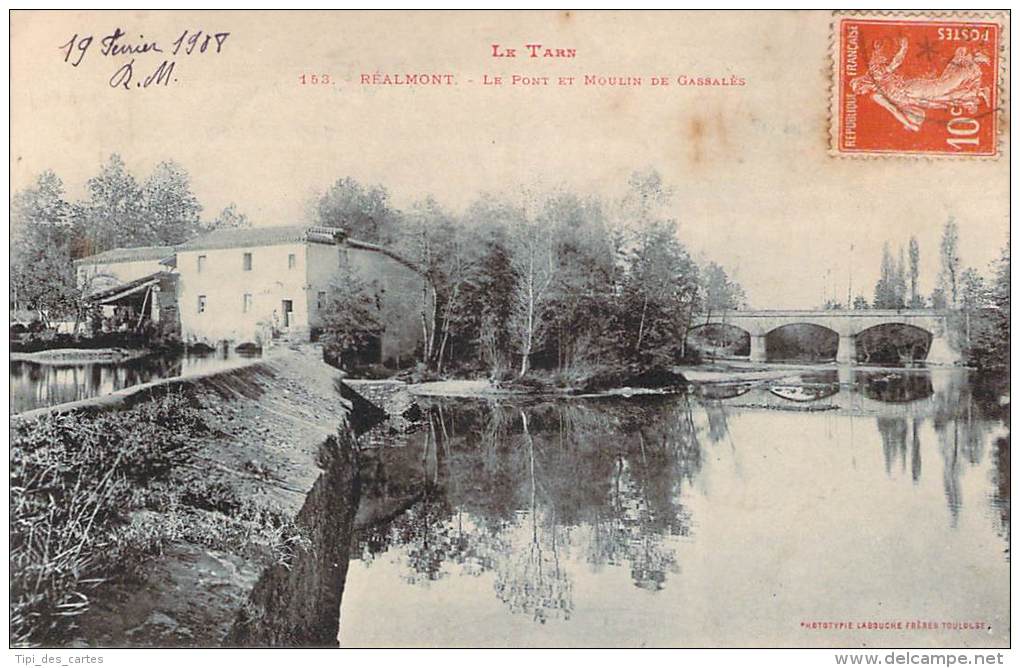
[211, 203, 252, 229]
[990, 245, 1009, 322]
[10, 171, 78, 324]
[958, 266, 987, 351]
[893, 245, 908, 307]
[852, 295, 870, 310]
[908, 236, 922, 307]
[140, 161, 204, 244]
[619, 220, 700, 363]
[318, 266, 384, 369]
[937, 218, 961, 307]
[693, 263, 747, 357]
[315, 177, 397, 244]
[611, 170, 701, 364]
[541, 191, 618, 372]
[394, 196, 468, 370]
[459, 197, 518, 378]
[873, 242, 904, 309]
[432, 236, 480, 374]
[507, 194, 557, 378]
[425, 212, 483, 374]
[702, 262, 746, 319]
[74, 154, 146, 256]
[966, 245, 1009, 373]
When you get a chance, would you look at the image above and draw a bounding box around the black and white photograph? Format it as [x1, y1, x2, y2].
[7, 8, 1012, 659]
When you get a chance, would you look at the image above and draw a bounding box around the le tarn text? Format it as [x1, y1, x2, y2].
[491, 43, 577, 59]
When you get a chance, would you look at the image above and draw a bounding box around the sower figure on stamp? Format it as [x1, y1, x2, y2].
[850, 37, 992, 132]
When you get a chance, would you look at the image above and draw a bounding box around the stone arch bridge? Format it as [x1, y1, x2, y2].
[692, 310, 960, 365]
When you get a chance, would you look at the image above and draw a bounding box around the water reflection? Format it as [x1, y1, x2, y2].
[10, 349, 261, 413]
[991, 435, 1010, 559]
[696, 382, 753, 401]
[341, 369, 1009, 647]
[856, 372, 934, 403]
[769, 384, 840, 402]
[355, 398, 702, 603]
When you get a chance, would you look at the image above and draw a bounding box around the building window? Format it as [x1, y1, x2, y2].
[243, 293, 252, 313]
[317, 291, 327, 310]
[197, 295, 207, 314]
[197, 255, 206, 273]
[243, 252, 253, 271]
[288, 253, 296, 269]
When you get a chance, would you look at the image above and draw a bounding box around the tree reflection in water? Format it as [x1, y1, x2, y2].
[877, 417, 909, 475]
[855, 371, 933, 403]
[930, 374, 988, 527]
[492, 411, 573, 623]
[991, 434, 1010, 560]
[352, 395, 706, 619]
[351, 372, 1010, 625]
[868, 371, 1004, 539]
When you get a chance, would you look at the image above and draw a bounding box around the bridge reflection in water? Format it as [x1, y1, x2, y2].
[336, 368, 1008, 648]
[705, 368, 947, 419]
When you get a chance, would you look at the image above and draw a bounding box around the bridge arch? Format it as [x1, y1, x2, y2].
[762, 322, 839, 363]
[855, 323, 933, 365]
[687, 322, 751, 359]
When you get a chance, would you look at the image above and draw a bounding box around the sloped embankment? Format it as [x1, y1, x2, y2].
[11, 346, 365, 648]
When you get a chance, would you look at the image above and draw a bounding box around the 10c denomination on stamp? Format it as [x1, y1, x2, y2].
[832, 12, 1005, 157]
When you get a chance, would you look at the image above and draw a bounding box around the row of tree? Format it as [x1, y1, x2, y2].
[871, 236, 923, 310]
[11, 155, 250, 325]
[834, 219, 1008, 372]
[317, 170, 746, 378]
[12, 157, 750, 378]
[840, 218, 1000, 314]
[870, 219, 982, 312]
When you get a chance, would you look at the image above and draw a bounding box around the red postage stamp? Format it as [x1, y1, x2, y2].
[832, 13, 1004, 157]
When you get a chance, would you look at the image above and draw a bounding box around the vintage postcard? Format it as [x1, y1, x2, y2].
[7, 9, 1011, 656]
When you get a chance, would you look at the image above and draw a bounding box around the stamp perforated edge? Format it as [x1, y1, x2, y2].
[827, 10, 1009, 160]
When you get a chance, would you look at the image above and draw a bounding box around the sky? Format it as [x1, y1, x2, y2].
[10, 10, 1010, 308]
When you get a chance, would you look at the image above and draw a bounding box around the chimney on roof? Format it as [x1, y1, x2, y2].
[307, 225, 348, 245]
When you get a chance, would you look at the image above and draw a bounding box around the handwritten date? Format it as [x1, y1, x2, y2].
[59, 28, 230, 90]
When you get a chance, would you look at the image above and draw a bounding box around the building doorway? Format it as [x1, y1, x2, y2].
[281, 299, 294, 328]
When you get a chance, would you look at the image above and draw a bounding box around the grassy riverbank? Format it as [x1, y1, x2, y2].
[10, 346, 355, 648]
[11, 393, 306, 646]
[399, 360, 800, 398]
[10, 331, 182, 355]
[396, 363, 690, 398]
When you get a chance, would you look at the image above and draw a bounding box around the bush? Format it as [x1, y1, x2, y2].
[10, 390, 309, 647]
[569, 362, 688, 393]
[678, 347, 703, 365]
[10, 330, 156, 354]
[345, 363, 398, 380]
[9, 392, 205, 646]
[394, 362, 443, 384]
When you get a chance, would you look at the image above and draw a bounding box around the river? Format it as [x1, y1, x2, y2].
[339, 368, 1009, 647]
[10, 349, 261, 414]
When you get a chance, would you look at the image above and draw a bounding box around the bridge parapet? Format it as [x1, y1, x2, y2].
[692, 309, 960, 365]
